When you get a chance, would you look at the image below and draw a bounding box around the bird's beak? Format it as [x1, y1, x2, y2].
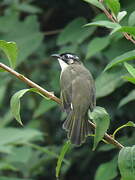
[51, 54, 60, 58]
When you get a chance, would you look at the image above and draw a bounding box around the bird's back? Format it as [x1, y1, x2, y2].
[61, 63, 96, 145]
[60, 63, 96, 112]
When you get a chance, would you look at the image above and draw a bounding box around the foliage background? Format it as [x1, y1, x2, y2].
[0, 0, 135, 180]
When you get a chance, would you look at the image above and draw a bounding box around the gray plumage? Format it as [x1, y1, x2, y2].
[60, 62, 96, 145]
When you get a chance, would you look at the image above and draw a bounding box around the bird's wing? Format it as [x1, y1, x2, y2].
[60, 67, 73, 112]
[87, 74, 96, 111]
[71, 65, 96, 112]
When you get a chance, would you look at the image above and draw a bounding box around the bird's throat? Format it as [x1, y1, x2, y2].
[58, 58, 68, 72]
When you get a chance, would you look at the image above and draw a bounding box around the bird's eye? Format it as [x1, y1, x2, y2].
[65, 54, 71, 59]
[64, 54, 68, 58]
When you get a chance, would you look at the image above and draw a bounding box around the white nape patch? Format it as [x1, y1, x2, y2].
[58, 58, 68, 72]
[69, 59, 74, 64]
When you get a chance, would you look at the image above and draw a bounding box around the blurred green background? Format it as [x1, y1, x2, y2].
[0, 0, 135, 180]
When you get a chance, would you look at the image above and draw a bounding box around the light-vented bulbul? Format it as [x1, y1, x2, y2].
[52, 53, 96, 145]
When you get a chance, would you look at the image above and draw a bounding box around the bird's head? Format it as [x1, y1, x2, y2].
[51, 53, 80, 65]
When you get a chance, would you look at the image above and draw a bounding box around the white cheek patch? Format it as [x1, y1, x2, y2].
[58, 58, 68, 72]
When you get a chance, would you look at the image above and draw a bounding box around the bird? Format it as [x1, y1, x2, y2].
[51, 53, 96, 146]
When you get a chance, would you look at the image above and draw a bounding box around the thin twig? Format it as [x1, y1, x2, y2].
[103, 9, 116, 22]
[44, 29, 62, 36]
[100, 1, 135, 44]
[0, 62, 124, 149]
[0, 63, 61, 104]
[89, 121, 124, 149]
[124, 32, 135, 44]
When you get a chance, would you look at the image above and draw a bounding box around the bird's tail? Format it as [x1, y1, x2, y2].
[63, 110, 91, 145]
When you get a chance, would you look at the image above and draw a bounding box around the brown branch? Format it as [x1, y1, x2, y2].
[103, 9, 116, 22]
[89, 121, 124, 149]
[44, 29, 62, 36]
[124, 32, 135, 44]
[0, 62, 124, 149]
[0, 63, 61, 104]
[100, 1, 135, 44]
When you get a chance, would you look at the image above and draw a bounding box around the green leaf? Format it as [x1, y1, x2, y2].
[0, 40, 17, 68]
[83, 0, 105, 10]
[125, 121, 135, 127]
[0, 110, 13, 128]
[33, 99, 57, 118]
[95, 156, 117, 180]
[0, 128, 42, 146]
[118, 90, 135, 108]
[17, 3, 41, 13]
[26, 87, 47, 99]
[10, 88, 47, 125]
[0, 162, 17, 171]
[0, 14, 43, 65]
[89, 106, 110, 150]
[128, 11, 135, 26]
[113, 121, 135, 139]
[56, 141, 71, 179]
[104, 0, 120, 16]
[6, 146, 33, 164]
[124, 62, 135, 78]
[103, 36, 133, 60]
[0, 177, 33, 180]
[59, 44, 78, 54]
[57, 17, 95, 45]
[96, 67, 125, 98]
[123, 76, 135, 84]
[117, 26, 135, 36]
[118, 146, 135, 180]
[26, 143, 70, 169]
[86, 36, 110, 58]
[104, 49, 135, 71]
[98, 143, 115, 151]
[0, 145, 13, 154]
[0, 85, 7, 105]
[93, 13, 108, 22]
[10, 89, 30, 125]
[117, 11, 127, 22]
[85, 20, 120, 29]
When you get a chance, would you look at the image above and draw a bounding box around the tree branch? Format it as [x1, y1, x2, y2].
[0, 62, 124, 149]
[100, 1, 135, 44]
[0, 63, 61, 104]
[88, 121, 124, 149]
[44, 29, 62, 36]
